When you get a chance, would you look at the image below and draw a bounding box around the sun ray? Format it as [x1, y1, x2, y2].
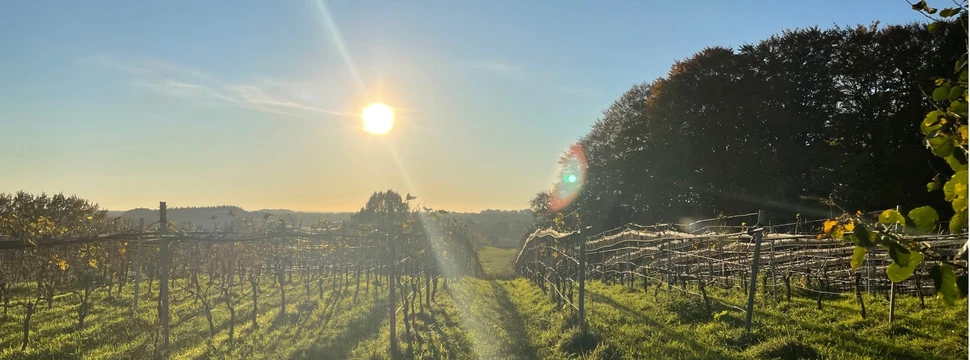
[384, 142, 492, 359]
[312, 0, 367, 93]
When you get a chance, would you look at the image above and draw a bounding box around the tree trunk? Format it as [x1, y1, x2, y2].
[21, 302, 35, 351]
[203, 299, 215, 338]
[249, 274, 259, 329]
[77, 289, 91, 331]
[227, 302, 236, 347]
[45, 284, 54, 309]
[354, 263, 361, 301]
[278, 274, 286, 317]
[1, 283, 8, 318]
[318, 273, 324, 299]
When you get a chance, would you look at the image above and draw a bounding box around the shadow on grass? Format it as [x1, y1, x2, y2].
[588, 289, 733, 359]
[745, 305, 952, 360]
[286, 295, 389, 360]
[411, 307, 473, 359]
[486, 281, 540, 359]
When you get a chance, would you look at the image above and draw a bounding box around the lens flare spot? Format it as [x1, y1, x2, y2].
[549, 143, 587, 212]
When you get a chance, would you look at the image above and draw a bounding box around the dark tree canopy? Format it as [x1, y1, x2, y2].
[533, 19, 968, 235]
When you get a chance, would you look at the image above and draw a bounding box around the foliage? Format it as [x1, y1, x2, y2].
[912, 0, 970, 234]
[529, 16, 968, 238]
[0, 192, 112, 246]
[816, 1, 969, 306]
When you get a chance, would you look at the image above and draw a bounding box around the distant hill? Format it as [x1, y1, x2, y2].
[111, 206, 353, 229]
[108, 205, 533, 246]
[451, 209, 533, 248]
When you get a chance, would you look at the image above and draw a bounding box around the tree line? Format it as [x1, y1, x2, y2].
[531, 17, 969, 236]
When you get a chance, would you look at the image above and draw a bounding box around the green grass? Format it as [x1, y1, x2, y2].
[1, 272, 966, 359]
[0, 275, 388, 359]
[477, 246, 518, 279]
[577, 280, 968, 359]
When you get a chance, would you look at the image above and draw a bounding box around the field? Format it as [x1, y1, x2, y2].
[477, 246, 519, 279]
[1, 253, 966, 359]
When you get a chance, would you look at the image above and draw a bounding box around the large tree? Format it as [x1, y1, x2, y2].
[530, 17, 967, 235]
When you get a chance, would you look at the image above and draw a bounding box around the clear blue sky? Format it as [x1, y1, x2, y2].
[0, 0, 927, 212]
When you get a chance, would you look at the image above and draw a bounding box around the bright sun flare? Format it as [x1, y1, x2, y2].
[362, 103, 394, 135]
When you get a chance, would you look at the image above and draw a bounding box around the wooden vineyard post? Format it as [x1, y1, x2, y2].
[784, 272, 791, 302]
[887, 206, 900, 324]
[816, 277, 824, 310]
[158, 202, 171, 352]
[388, 223, 398, 359]
[855, 273, 866, 319]
[916, 271, 925, 309]
[744, 210, 765, 333]
[642, 267, 648, 292]
[425, 238, 431, 308]
[578, 231, 587, 331]
[666, 242, 673, 290]
[132, 217, 144, 316]
[889, 281, 896, 324]
[699, 279, 711, 319]
[534, 246, 539, 287]
[866, 247, 873, 295]
[769, 238, 777, 301]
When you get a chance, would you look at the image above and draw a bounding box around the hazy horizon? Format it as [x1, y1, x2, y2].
[0, 0, 927, 213]
[101, 202, 531, 214]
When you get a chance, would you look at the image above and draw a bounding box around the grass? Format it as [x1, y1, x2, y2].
[1, 266, 966, 359]
[477, 246, 519, 279]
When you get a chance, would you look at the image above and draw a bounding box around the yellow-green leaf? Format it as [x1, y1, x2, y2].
[851, 246, 867, 269]
[932, 264, 960, 306]
[945, 171, 968, 212]
[878, 210, 905, 226]
[831, 226, 844, 240]
[886, 252, 923, 283]
[908, 206, 939, 233]
[922, 110, 945, 135]
[928, 136, 956, 157]
[945, 154, 968, 172]
[888, 244, 912, 267]
[952, 101, 969, 116]
[934, 84, 951, 101]
[940, 7, 961, 17]
[853, 224, 874, 247]
[950, 211, 967, 234]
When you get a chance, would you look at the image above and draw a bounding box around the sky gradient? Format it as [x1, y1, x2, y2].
[0, 0, 928, 212]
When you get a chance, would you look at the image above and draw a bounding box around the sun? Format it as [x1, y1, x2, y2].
[362, 103, 394, 135]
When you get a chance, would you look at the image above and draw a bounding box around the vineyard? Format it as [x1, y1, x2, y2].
[0, 194, 967, 359]
[515, 208, 967, 327]
[0, 194, 485, 359]
[2, 2, 969, 358]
